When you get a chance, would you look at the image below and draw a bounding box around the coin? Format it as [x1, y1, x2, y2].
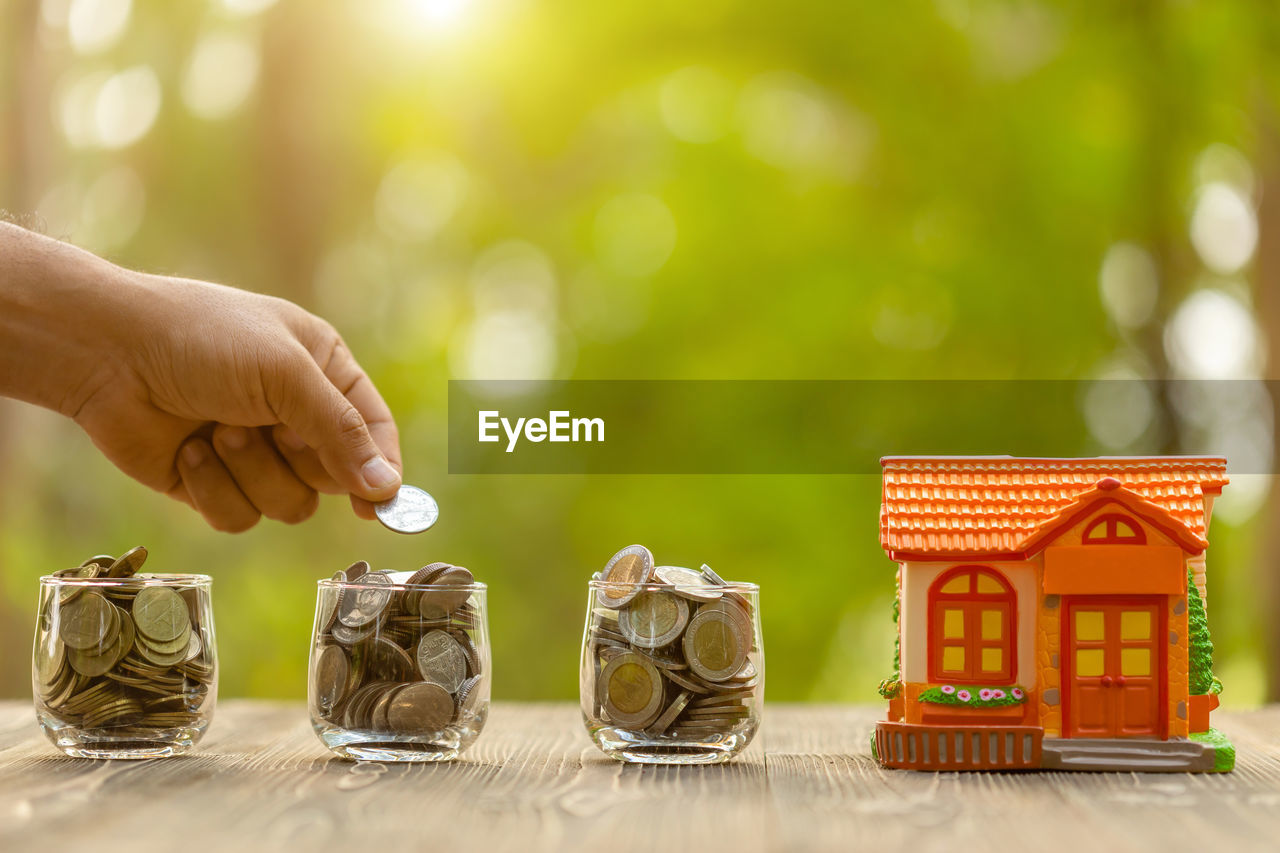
[601, 652, 664, 728]
[416, 630, 468, 693]
[455, 675, 485, 723]
[683, 607, 748, 682]
[647, 690, 692, 734]
[107, 546, 148, 578]
[619, 590, 689, 650]
[55, 563, 101, 604]
[654, 565, 723, 602]
[132, 587, 190, 643]
[338, 572, 392, 628]
[596, 545, 654, 609]
[366, 637, 417, 682]
[418, 566, 474, 619]
[59, 591, 114, 650]
[311, 645, 348, 712]
[387, 681, 454, 733]
[699, 563, 727, 586]
[374, 485, 439, 534]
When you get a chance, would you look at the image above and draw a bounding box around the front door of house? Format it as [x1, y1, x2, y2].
[1063, 597, 1164, 738]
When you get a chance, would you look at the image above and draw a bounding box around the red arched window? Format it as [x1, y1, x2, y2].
[928, 566, 1015, 684]
[1083, 513, 1146, 544]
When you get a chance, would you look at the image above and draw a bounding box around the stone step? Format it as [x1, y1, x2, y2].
[1041, 738, 1214, 772]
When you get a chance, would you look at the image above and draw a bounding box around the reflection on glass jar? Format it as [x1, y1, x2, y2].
[308, 563, 490, 762]
[580, 568, 763, 764]
[33, 558, 217, 759]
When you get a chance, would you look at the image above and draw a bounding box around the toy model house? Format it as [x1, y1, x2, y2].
[874, 456, 1234, 772]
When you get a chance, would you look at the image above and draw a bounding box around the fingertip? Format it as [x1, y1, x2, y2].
[359, 455, 402, 500]
[350, 495, 378, 521]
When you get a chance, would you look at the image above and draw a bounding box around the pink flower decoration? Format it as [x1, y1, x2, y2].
[992, 689, 1006, 700]
[941, 685, 956, 695]
[956, 690, 972, 702]
[1012, 688, 1024, 700]
[979, 689, 994, 701]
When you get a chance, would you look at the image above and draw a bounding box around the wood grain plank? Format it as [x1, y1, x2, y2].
[0, 702, 1275, 853]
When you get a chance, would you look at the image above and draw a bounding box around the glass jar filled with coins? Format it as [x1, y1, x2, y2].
[33, 548, 217, 758]
[308, 561, 490, 761]
[580, 545, 764, 764]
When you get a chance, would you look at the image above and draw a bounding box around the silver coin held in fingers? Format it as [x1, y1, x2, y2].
[375, 485, 440, 534]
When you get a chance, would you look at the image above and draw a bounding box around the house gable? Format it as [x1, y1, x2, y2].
[1019, 481, 1207, 558]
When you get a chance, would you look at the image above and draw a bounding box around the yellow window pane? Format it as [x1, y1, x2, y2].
[975, 573, 1005, 594]
[981, 610, 1003, 640]
[1084, 523, 1106, 540]
[1115, 520, 1136, 539]
[1075, 611, 1105, 642]
[940, 575, 970, 594]
[981, 647, 1003, 672]
[943, 609, 965, 639]
[1121, 611, 1151, 641]
[941, 646, 965, 672]
[1076, 648, 1105, 677]
[1121, 648, 1151, 677]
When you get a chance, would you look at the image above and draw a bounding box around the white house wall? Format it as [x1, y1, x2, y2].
[900, 560, 1038, 687]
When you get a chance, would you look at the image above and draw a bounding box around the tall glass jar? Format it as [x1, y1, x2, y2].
[308, 568, 490, 761]
[34, 572, 217, 758]
[581, 578, 763, 764]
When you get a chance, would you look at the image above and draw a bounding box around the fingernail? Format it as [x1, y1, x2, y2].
[182, 442, 204, 467]
[219, 427, 248, 450]
[361, 456, 400, 491]
[278, 427, 307, 451]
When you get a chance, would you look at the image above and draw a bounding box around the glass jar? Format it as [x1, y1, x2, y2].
[580, 578, 763, 764]
[33, 572, 217, 758]
[308, 569, 490, 761]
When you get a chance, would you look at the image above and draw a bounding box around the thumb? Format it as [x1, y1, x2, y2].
[266, 355, 402, 502]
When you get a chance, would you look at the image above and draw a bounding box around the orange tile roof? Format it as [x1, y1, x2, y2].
[880, 456, 1228, 559]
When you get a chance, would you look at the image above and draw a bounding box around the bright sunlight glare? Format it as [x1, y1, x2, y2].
[407, 0, 470, 29]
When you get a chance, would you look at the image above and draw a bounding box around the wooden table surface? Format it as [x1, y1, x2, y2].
[1, 701, 1278, 853]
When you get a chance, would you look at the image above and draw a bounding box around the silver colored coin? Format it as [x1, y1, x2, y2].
[654, 565, 723, 603]
[647, 690, 692, 735]
[699, 563, 727, 586]
[338, 572, 393, 628]
[416, 629, 468, 693]
[374, 485, 439, 534]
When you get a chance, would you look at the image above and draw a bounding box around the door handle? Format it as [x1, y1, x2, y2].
[1100, 675, 1114, 687]
[1115, 676, 1126, 687]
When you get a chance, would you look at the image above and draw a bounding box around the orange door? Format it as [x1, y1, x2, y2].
[1064, 598, 1164, 739]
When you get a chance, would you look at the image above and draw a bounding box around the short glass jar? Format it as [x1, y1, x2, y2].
[34, 572, 217, 758]
[581, 578, 763, 764]
[308, 568, 490, 761]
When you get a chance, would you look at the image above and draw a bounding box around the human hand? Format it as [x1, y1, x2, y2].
[0, 225, 402, 531]
[77, 273, 403, 531]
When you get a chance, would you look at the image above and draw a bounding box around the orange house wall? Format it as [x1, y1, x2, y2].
[1038, 505, 1191, 739]
[896, 502, 1198, 739]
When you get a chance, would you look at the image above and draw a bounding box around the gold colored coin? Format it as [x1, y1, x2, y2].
[683, 608, 748, 683]
[59, 591, 113, 650]
[596, 545, 654, 609]
[132, 587, 191, 643]
[601, 652, 664, 728]
[619, 590, 689, 650]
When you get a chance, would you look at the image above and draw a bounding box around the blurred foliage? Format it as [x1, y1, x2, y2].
[0, 0, 1276, 704]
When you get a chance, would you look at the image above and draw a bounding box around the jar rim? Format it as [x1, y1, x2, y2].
[39, 572, 212, 586]
[587, 579, 759, 594]
[316, 578, 487, 593]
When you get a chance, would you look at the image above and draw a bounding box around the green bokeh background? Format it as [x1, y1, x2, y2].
[0, 0, 1275, 704]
